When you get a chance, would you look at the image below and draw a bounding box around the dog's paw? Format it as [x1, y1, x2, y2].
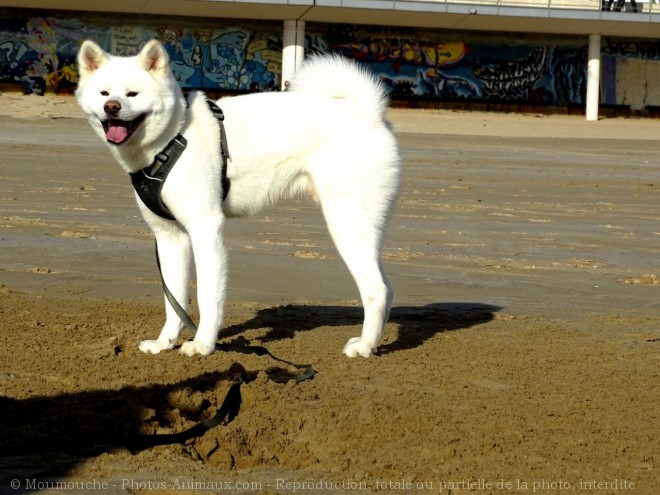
[139, 339, 174, 354]
[180, 340, 216, 357]
[343, 337, 376, 358]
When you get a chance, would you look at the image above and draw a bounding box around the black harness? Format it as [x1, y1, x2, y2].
[130, 100, 231, 221]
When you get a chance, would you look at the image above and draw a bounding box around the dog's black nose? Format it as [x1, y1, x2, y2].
[104, 100, 122, 116]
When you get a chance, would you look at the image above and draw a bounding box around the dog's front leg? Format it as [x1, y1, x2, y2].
[179, 218, 227, 356]
[139, 227, 194, 354]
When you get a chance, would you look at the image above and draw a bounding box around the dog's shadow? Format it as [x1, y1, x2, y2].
[223, 302, 501, 354]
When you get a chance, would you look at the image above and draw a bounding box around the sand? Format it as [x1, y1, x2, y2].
[0, 94, 658, 494]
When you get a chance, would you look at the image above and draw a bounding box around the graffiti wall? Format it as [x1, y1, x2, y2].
[0, 13, 284, 94]
[316, 25, 589, 106]
[0, 15, 82, 94]
[1, 9, 660, 109]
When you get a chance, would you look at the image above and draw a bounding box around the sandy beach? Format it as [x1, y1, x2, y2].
[0, 94, 658, 494]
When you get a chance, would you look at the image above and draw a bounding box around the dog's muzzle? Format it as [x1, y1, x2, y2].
[101, 99, 145, 145]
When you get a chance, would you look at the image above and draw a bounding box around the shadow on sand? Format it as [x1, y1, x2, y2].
[224, 301, 501, 354]
[0, 301, 499, 492]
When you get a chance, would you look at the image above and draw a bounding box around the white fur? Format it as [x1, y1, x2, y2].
[75, 40, 401, 357]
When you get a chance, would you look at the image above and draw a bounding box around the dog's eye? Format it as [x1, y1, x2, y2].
[127, 91, 138, 98]
[100, 90, 109, 96]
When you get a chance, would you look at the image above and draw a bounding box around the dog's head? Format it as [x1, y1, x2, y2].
[75, 40, 186, 170]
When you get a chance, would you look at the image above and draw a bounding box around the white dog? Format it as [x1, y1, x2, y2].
[75, 40, 401, 357]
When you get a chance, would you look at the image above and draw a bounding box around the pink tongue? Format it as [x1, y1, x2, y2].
[106, 122, 129, 144]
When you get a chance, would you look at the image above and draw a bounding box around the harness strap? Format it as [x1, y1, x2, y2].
[130, 135, 186, 221]
[206, 100, 231, 203]
[130, 99, 231, 221]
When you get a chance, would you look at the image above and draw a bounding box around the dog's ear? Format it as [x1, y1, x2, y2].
[77, 40, 108, 79]
[138, 40, 170, 77]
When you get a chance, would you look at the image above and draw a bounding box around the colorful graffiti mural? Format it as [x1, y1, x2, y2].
[1, 11, 660, 107]
[158, 27, 282, 91]
[325, 27, 589, 105]
[0, 16, 83, 93]
[0, 14, 283, 94]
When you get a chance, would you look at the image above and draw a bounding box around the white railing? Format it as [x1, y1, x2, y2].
[399, 0, 660, 13]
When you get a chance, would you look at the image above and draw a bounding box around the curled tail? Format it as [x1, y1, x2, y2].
[289, 53, 389, 120]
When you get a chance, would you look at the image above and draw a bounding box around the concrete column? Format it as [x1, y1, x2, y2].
[586, 34, 601, 121]
[282, 20, 305, 90]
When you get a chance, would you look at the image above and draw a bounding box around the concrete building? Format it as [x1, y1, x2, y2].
[1, 0, 659, 119]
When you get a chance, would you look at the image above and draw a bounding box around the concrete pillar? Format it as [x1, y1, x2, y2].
[586, 34, 601, 121]
[282, 20, 305, 90]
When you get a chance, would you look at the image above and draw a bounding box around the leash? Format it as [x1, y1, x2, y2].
[130, 98, 313, 449]
[154, 241, 315, 383]
[130, 377, 243, 451]
[130, 242, 315, 450]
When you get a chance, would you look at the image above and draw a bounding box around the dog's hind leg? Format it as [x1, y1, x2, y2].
[320, 200, 394, 357]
